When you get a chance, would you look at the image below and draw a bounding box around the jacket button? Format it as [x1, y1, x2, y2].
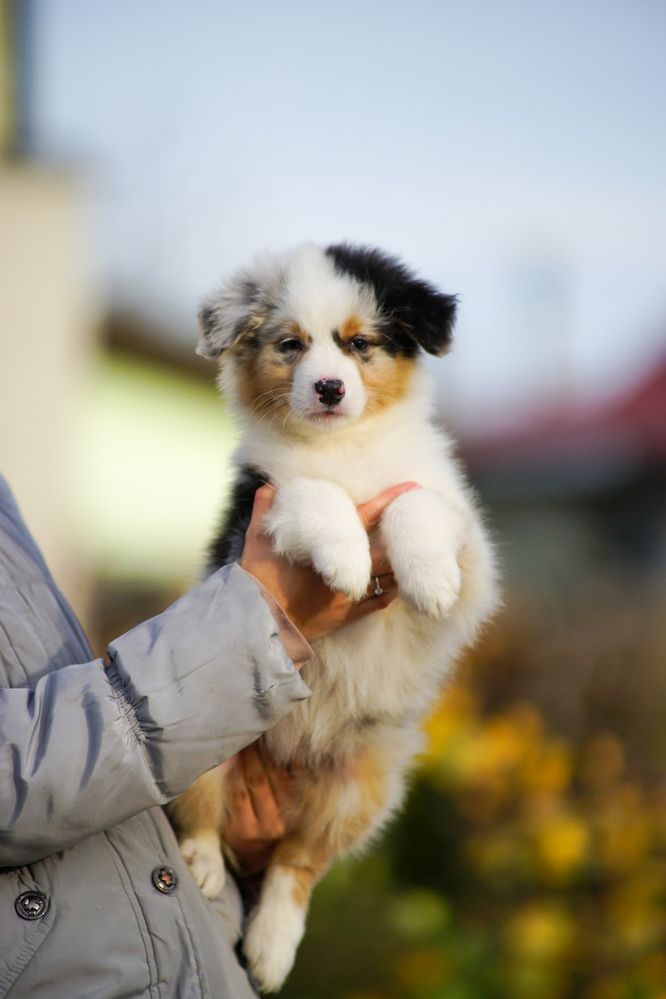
[151, 866, 178, 894]
[15, 890, 49, 920]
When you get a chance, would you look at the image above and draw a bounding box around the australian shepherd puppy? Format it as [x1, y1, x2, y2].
[169, 243, 499, 992]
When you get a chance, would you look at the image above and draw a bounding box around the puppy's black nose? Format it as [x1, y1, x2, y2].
[314, 378, 345, 406]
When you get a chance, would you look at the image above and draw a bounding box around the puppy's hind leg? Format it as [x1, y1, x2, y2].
[243, 838, 329, 994]
[244, 750, 401, 992]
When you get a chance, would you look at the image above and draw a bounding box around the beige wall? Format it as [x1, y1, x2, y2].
[0, 164, 97, 614]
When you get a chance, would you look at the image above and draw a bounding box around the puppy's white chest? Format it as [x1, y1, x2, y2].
[266, 604, 449, 766]
[241, 403, 451, 504]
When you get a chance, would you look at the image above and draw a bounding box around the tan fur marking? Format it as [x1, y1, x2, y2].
[235, 354, 295, 423]
[361, 353, 416, 415]
[339, 314, 364, 340]
[287, 864, 320, 909]
[231, 322, 313, 424]
[167, 765, 227, 836]
[338, 314, 417, 414]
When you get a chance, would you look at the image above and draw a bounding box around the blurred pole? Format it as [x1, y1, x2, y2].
[0, 0, 15, 152]
[0, 0, 31, 156]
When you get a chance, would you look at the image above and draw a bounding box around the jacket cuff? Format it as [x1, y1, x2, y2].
[105, 563, 311, 800]
[237, 566, 314, 666]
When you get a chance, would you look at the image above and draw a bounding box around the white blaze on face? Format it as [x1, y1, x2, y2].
[290, 340, 366, 422]
[284, 246, 374, 426]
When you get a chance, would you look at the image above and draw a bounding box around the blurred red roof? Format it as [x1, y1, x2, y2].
[466, 352, 666, 473]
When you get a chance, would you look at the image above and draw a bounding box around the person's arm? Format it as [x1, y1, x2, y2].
[0, 481, 415, 868]
[0, 563, 310, 868]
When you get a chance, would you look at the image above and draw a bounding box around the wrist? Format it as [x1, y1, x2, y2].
[237, 565, 313, 666]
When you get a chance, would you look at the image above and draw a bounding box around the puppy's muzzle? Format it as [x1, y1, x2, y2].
[314, 379, 345, 407]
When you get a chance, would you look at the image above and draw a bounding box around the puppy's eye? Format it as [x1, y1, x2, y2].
[278, 338, 304, 355]
[350, 336, 371, 353]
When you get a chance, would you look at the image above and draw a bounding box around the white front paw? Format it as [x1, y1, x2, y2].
[398, 556, 462, 619]
[244, 892, 305, 993]
[180, 834, 226, 899]
[265, 479, 371, 600]
[312, 540, 372, 600]
[380, 489, 465, 620]
[264, 504, 308, 562]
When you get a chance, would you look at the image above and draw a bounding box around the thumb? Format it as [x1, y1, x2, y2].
[248, 483, 276, 534]
[357, 482, 421, 531]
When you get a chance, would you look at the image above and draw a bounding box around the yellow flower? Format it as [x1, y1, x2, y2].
[444, 704, 543, 787]
[533, 812, 589, 881]
[522, 741, 572, 796]
[504, 902, 573, 962]
[422, 685, 478, 761]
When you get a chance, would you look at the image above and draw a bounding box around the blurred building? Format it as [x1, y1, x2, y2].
[1, 0, 92, 610]
[0, 2, 235, 637]
[466, 351, 666, 588]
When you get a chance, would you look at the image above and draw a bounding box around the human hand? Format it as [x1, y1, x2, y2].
[222, 744, 294, 875]
[240, 481, 420, 642]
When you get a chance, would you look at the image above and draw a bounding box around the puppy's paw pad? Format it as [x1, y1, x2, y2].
[315, 543, 372, 601]
[244, 898, 305, 993]
[180, 837, 226, 898]
[399, 558, 462, 619]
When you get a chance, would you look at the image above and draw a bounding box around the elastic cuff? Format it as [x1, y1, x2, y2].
[105, 656, 147, 745]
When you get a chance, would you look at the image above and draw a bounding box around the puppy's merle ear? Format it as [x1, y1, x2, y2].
[326, 244, 457, 356]
[196, 278, 264, 359]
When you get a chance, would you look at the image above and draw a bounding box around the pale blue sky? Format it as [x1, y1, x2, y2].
[29, 0, 666, 426]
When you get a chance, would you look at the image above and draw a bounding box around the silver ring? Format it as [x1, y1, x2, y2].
[373, 576, 384, 597]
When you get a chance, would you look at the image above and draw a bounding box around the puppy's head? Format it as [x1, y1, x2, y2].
[197, 243, 456, 434]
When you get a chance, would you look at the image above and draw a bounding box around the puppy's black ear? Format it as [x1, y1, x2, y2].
[196, 278, 264, 359]
[326, 244, 457, 356]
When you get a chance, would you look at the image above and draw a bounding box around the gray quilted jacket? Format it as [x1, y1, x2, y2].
[0, 476, 311, 997]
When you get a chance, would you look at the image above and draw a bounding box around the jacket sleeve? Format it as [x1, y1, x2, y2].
[0, 563, 311, 867]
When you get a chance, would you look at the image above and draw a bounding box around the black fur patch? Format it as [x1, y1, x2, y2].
[207, 465, 269, 571]
[325, 244, 457, 357]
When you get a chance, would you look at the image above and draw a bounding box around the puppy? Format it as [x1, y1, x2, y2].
[169, 244, 499, 992]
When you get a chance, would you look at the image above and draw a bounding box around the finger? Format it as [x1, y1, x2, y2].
[226, 764, 261, 838]
[357, 482, 421, 532]
[261, 759, 297, 816]
[369, 541, 392, 576]
[240, 747, 285, 837]
[246, 484, 276, 537]
[268, 762, 298, 795]
[254, 746, 294, 826]
[346, 580, 398, 623]
[248, 779, 285, 838]
[238, 745, 267, 788]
